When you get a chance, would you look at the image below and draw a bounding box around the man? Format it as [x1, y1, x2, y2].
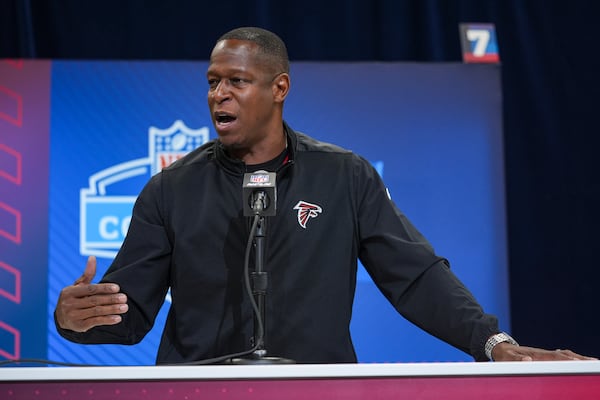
[55, 27, 592, 364]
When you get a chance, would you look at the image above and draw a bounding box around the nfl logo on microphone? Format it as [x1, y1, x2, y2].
[250, 174, 270, 184]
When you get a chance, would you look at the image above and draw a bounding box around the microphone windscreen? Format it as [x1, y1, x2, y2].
[242, 170, 276, 216]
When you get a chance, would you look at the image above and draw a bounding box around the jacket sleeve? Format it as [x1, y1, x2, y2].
[55, 172, 172, 345]
[354, 156, 498, 361]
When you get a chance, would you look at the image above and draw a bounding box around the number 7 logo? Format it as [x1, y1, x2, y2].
[459, 23, 500, 63]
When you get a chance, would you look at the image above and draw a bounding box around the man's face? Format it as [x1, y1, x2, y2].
[207, 39, 282, 154]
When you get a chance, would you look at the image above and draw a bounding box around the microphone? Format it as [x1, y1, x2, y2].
[242, 170, 277, 217]
[234, 168, 294, 365]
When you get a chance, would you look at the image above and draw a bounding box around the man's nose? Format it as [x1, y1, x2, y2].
[212, 81, 231, 102]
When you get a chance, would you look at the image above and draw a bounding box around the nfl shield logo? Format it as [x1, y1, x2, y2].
[81, 120, 210, 258]
[250, 174, 270, 183]
[148, 120, 210, 176]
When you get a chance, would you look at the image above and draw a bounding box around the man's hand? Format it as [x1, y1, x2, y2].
[492, 342, 597, 361]
[55, 256, 128, 332]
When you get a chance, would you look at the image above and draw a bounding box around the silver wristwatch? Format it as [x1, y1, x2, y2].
[485, 332, 519, 360]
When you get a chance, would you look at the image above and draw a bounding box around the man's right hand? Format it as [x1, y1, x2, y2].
[55, 256, 129, 332]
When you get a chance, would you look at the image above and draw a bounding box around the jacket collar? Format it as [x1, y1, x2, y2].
[213, 121, 296, 176]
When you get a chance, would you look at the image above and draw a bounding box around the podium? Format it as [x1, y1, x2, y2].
[2, 361, 600, 399]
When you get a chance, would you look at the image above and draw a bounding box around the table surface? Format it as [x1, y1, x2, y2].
[2, 360, 600, 381]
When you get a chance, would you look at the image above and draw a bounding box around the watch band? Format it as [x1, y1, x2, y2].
[485, 332, 519, 360]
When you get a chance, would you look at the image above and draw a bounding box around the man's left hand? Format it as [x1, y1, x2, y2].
[492, 342, 597, 361]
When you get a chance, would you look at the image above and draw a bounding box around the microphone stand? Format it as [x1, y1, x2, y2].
[230, 196, 294, 365]
[251, 215, 267, 356]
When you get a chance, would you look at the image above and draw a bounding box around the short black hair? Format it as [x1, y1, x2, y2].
[217, 27, 290, 73]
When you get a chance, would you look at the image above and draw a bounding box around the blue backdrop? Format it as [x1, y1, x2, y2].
[4, 60, 506, 365]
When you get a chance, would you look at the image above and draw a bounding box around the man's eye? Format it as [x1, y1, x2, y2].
[230, 78, 246, 86]
[207, 79, 219, 89]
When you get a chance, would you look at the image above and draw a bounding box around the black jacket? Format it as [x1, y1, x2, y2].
[57, 122, 498, 363]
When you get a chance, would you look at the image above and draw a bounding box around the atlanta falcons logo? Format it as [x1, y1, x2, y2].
[293, 200, 323, 229]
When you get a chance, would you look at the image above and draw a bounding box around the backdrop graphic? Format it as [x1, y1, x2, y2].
[2, 60, 506, 365]
[0, 60, 51, 361]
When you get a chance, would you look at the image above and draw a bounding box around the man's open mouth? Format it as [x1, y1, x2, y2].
[215, 112, 236, 124]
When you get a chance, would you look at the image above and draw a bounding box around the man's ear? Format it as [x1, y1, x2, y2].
[272, 73, 290, 103]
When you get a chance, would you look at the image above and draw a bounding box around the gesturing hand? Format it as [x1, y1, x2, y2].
[55, 256, 128, 332]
